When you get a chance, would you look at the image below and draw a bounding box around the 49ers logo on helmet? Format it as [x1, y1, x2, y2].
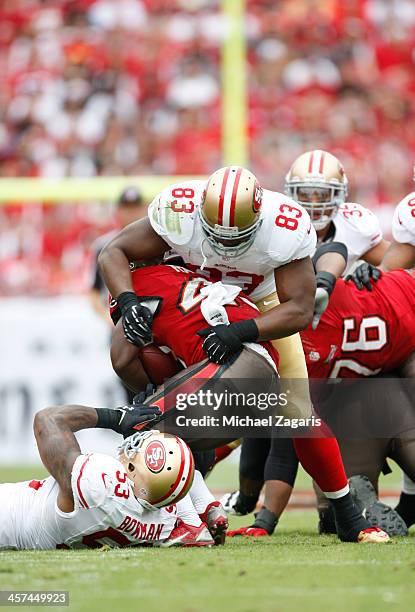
[253, 183, 263, 213]
[145, 441, 166, 473]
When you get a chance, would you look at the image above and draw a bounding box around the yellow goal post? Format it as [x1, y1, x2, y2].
[0, 0, 247, 206]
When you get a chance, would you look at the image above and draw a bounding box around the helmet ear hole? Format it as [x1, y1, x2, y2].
[128, 462, 135, 473]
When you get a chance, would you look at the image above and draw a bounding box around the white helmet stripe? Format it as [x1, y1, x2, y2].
[310, 150, 325, 176]
[221, 166, 240, 227]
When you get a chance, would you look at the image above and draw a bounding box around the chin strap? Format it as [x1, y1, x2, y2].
[200, 237, 210, 271]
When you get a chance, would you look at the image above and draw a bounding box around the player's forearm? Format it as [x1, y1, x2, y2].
[362, 239, 390, 266]
[111, 321, 150, 391]
[255, 300, 313, 341]
[381, 241, 415, 271]
[98, 217, 170, 297]
[98, 244, 134, 298]
[33, 406, 97, 495]
[314, 252, 345, 279]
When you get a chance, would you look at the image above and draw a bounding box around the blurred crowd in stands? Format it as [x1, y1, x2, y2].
[1, 0, 415, 294]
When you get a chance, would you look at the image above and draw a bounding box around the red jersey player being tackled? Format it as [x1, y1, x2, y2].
[109, 260, 389, 543]
[100, 166, 389, 544]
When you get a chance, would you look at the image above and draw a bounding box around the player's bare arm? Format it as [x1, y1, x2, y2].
[34, 402, 162, 512]
[98, 217, 169, 298]
[99, 217, 170, 347]
[362, 239, 390, 266]
[111, 319, 151, 391]
[254, 257, 316, 340]
[381, 241, 415, 271]
[34, 406, 99, 512]
[197, 256, 315, 364]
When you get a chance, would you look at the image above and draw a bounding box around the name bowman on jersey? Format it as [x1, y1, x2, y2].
[0, 452, 177, 550]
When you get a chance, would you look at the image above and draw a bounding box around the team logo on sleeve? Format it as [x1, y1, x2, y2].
[253, 183, 263, 212]
[145, 441, 166, 473]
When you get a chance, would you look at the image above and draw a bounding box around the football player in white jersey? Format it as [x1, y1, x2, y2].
[285, 149, 389, 322]
[99, 166, 317, 394]
[382, 187, 415, 270]
[0, 403, 217, 550]
[98, 166, 389, 543]
[285, 150, 389, 275]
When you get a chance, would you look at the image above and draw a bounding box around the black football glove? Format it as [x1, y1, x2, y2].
[131, 383, 157, 405]
[96, 401, 162, 438]
[117, 291, 153, 347]
[197, 320, 259, 364]
[345, 263, 382, 292]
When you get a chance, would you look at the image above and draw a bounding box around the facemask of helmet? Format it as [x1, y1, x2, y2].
[285, 150, 348, 231]
[199, 166, 263, 259]
[118, 430, 194, 508]
[287, 183, 346, 230]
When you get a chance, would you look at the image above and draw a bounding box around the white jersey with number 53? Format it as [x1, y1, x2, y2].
[0, 453, 176, 550]
[392, 192, 415, 247]
[149, 180, 316, 300]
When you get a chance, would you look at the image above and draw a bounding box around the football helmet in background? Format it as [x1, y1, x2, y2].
[199, 166, 263, 258]
[118, 430, 194, 507]
[285, 150, 348, 230]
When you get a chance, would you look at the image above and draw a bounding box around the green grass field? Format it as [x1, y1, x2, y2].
[1, 460, 414, 612]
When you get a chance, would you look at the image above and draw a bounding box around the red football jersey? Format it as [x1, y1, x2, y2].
[301, 270, 415, 378]
[111, 264, 279, 368]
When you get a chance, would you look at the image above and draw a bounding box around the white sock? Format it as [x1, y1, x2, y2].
[323, 483, 350, 499]
[189, 470, 216, 514]
[402, 473, 415, 495]
[175, 494, 202, 527]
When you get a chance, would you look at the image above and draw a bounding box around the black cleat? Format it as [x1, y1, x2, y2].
[318, 506, 337, 534]
[350, 475, 408, 537]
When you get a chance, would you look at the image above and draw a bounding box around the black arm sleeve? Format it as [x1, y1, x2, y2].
[312, 241, 348, 270]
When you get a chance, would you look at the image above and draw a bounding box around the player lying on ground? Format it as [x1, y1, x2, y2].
[224, 261, 415, 537]
[0, 403, 225, 550]
[109, 260, 388, 542]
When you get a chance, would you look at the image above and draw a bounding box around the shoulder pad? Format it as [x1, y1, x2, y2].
[392, 192, 415, 246]
[148, 180, 206, 246]
[260, 190, 316, 265]
[71, 453, 127, 510]
[337, 203, 382, 238]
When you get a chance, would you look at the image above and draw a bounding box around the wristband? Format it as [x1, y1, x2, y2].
[229, 319, 259, 343]
[116, 291, 139, 314]
[95, 408, 122, 433]
[315, 271, 336, 296]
